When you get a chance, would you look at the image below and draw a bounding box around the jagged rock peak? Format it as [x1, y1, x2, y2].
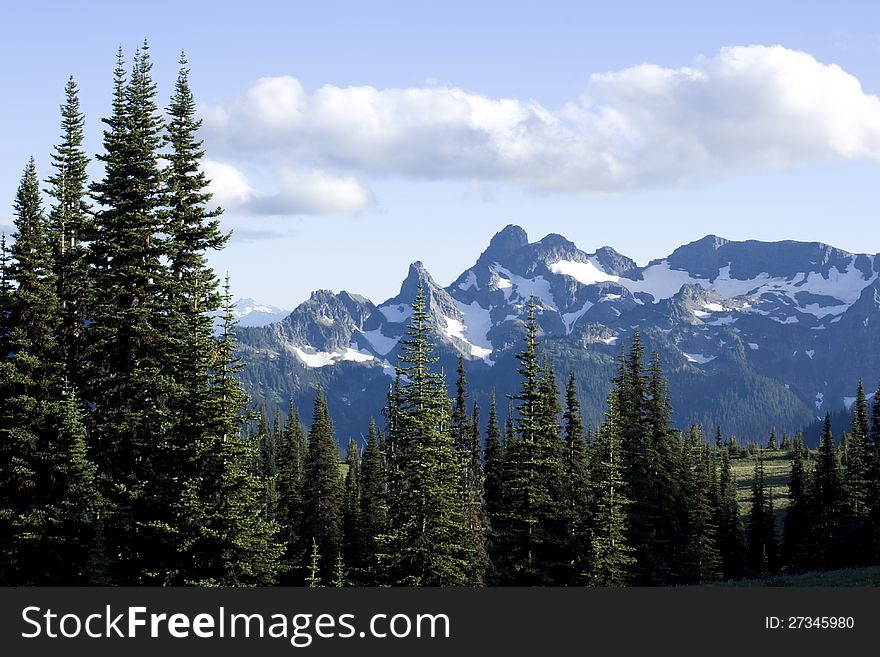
[484, 224, 529, 255]
[594, 246, 637, 275]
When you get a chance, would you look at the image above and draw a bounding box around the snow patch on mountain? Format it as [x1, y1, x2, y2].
[562, 301, 594, 334]
[492, 264, 557, 310]
[379, 303, 411, 323]
[292, 345, 376, 368]
[683, 352, 716, 364]
[441, 301, 495, 363]
[549, 257, 878, 319]
[358, 328, 399, 356]
[548, 258, 619, 286]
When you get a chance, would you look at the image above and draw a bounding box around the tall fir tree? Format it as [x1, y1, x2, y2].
[615, 333, 658, 584]
[782, 434, 811, 571]
[681, 445, 720, 583]
[717, 448, 745, 579]
[463, 399, 489, 585]
[0, 235, 12, 358]
[45, 77, 91, 385]
[256, 404, 279, 518]
[40, 384, 105, 584]
[452, 356, 469, 451]
[590, 393, 635, 586]
[194, 282, 281, 585]
[482, 392, 503, 583]
[483, 392, 503, 526]
[495, 298, 565, 584]
[868, 382, 880, 559]
[645, 351, 681, 583]
[378, 281, 468, 585]
[276, 401, 307, 583]
[843, 381, 870, 564]
[301, 387, 343, 581]
[811, 413, 842, 569]
[451, 356, 488, 584]
[562, 370, 591, 584]
[342, 436, 361, 577]
[746, 449, 778, 575]
[85, 44, 178, 583]
[357, 419, 387, 585]
[0, 159, 62, 584]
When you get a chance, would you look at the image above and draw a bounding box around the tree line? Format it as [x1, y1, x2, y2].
[2, 45, 880, 586]
[1, 43, 279, 585]
[251, 290, 880, 586]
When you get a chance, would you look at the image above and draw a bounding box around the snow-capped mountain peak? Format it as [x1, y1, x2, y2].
[231, 298, 290, 327]
[235, 225, 880, 445]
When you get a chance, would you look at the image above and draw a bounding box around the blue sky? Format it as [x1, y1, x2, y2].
[3, 1, 880, 308]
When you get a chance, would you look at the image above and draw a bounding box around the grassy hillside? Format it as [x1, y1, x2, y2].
[729, 448, 798, 530]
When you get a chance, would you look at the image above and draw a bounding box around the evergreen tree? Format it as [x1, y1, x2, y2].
[276, 401, 307, 583]
[0, 159, 62, 585]
[868, 382, 880, 559]
[590, 393, 635, 586]
[781, 433, 791, 451]
[332, 553, 345, 587]
[615, 334, 656, 583]
[717, 448, 745, 579]
[746, 449, 777, 575]
[715, 425, 723, 449]
[306, 539, 321, 588]
[301, 387, 343, 580]
[0, 235, 12, 358]
[452, 356, 469, 451]
[357, 419, 387, 585]
[645, 351, 681, 583]
[451, 356, 487, 584]
[256, 404, 279, 518]
[843, 381, 870, 564]
[464, 400, 489, 585]
[495, 298, 565, 584]
[783, 434, 810, 571]
[811, 413, 842, 569]
[483, 392, 503, 526]
[681, 445, 720, 583]
[162, 51, 226, 296]
[40, 384, 105, 584]
[767, 428, 778, 450]
[85, 44, 178, 583]
[45, 77, 91, 384]
[194, 283, 281, 585]
[562, 370, 591, 584]
[342, 436, 361, 576]
[378, 281, 468, 585]
[159, 51, 241, 584]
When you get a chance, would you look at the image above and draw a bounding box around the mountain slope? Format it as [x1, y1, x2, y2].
[235, 226, 880, 446]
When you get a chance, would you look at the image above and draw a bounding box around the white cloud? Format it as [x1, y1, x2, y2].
[203, 159, 255, 207]
[203, 159, 371, 217]
[251, 169, 373, 216]
[201, 45, 880, 192]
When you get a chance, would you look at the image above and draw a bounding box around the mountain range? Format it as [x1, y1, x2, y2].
[231, 298, 290, 327]
[234, 225, 880, 446]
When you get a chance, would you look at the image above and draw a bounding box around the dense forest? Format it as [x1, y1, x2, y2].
[2, 45, 880, 586]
